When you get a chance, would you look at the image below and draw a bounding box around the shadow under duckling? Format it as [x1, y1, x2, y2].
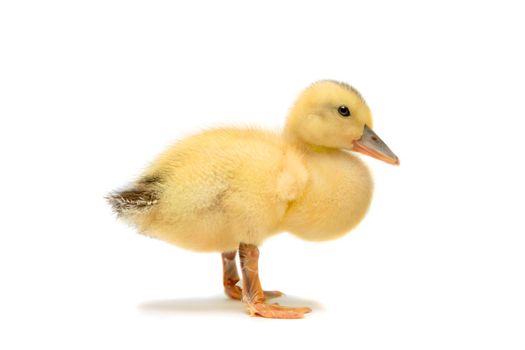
[107, 80, 399, 319]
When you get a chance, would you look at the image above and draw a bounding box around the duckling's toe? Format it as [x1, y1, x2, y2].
[246, 302, 312, 319]
[224, 285, 284, 301]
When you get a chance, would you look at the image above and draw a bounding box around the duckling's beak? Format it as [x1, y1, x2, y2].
[352, 125, 400, 165]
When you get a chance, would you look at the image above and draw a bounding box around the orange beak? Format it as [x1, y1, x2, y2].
[352, 125, 400, 165]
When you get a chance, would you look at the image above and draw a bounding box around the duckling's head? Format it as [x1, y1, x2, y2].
[285, 80, 399, 165]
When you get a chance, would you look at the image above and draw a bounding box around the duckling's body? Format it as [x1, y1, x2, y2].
[117, 128, 373, 252]
[108, 80, 398, 319]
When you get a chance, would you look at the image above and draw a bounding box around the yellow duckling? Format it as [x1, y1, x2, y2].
[107, 80, 399, 319]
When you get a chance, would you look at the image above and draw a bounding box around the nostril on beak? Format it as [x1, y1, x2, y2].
[371, 136, 378, 142]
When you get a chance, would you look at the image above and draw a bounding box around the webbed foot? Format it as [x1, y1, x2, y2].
[245, 302, 311, 319]
[224, 285, 283, 301]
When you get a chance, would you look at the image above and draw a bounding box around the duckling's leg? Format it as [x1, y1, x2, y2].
[238, 243, 312, 319]
[222, 251, 243, 300]
[222, 251, 283, 301]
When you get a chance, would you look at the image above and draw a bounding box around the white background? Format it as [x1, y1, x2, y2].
[1, 1, 524, 349]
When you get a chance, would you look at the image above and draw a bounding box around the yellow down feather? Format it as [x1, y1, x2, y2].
[112, 80, 374, 252]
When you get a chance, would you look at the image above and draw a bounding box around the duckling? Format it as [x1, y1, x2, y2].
[107, 80, 399, 319]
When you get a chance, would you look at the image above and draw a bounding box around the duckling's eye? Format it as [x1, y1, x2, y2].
[337, 105, 351, 117]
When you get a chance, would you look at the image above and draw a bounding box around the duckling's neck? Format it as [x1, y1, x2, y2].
[282, 129, 336, 154]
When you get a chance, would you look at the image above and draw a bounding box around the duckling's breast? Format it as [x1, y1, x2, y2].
[280, 151, 373, 241]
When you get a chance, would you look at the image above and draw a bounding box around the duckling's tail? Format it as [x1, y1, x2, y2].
[106, 189, 159, 216]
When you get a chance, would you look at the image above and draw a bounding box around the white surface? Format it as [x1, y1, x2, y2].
[1, 1, 524, 349]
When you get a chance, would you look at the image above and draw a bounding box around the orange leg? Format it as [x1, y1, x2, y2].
[238, 243, 312, 319]
[222, 250, 283, 301]
[222, 251, 243, 300]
